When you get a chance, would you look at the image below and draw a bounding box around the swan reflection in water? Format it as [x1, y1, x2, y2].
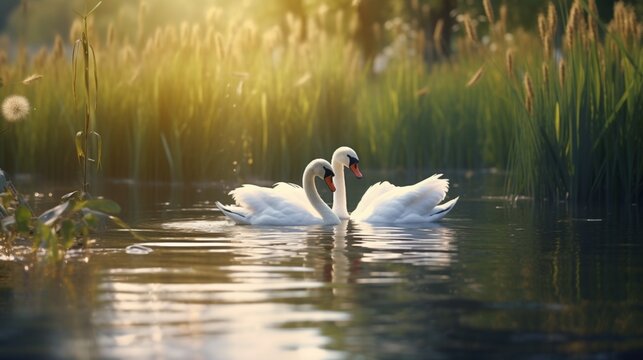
[350, 220, 457, 267]
[103, 216, 456, 358]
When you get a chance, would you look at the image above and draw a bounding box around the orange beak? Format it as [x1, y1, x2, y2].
[350, 163, 363, 179]
[324, 175, 336, 192]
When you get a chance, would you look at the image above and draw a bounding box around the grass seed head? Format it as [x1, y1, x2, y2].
[505, 48, 514, 77]
[463, 14, 478, 44]
[466, 66, 485, 88]
[483, 0, 494, 26]
[523, 73, 534, 115]
[542, 62, 550, 86]
[558, 59, 566, 87]
[547, 3, 557, 36]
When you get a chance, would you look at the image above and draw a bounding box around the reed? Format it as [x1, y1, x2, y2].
[0, 1, 640, 205]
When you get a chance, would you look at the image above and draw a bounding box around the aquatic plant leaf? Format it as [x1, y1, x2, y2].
[38, 202, 70, 226]
[83, 212, 98, 228]
[0, 169, 6, 190]
[60, 219, 76, 249]
[90, 44, 99, 109]
[91, 131, 102, 169]
[61, 190, 82, 202]
[72, 40, 81, 101]
[1, 215, 14, 229]
[109, 215, 144, 241]
[75, 131, 85, 160]
[87, 1, 102, 16]
[84, 198, 121, 214]
[15, 205, 31, 232]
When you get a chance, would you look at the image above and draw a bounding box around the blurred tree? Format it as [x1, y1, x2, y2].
[280, 0, 308, 40]
[353, 0, 392, 61]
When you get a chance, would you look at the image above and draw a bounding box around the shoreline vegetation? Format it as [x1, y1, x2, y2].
[0, 0, 641, 205]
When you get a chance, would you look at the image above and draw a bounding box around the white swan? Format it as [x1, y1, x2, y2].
[331, 147, 459, 224]
[215, 159, 340, 226]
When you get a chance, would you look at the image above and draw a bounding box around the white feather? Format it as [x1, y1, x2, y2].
[216, 159, 339, 226]
[351, 174, 457, 224]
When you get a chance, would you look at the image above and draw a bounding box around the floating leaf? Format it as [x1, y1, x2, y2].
[84, 198, 121, 214]
[38, 201, 70, 226]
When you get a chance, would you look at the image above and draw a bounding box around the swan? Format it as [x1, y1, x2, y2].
[215, 159, 341, 226]
[330, 146, 458, 224]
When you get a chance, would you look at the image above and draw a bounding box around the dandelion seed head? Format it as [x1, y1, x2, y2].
[2, 95, 30, 123]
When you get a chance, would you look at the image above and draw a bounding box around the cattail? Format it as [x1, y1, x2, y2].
[542, 62, 550, 86]
[463, 14, 478, 44]
[466, 66, 485, 87]
[626, 11, 637, 40]
[179, 22, 189, 47]
[523, 72, 534, 115]
[483, 0, 494, 26]
[32, 48, 47, 69]
[2, 95, 30, 122]
[547, 3, 557, 36]
[499, 5, 508, 34]
[154, 28, 163, 50]
[106, 22, 115, 48]
[544, 33, 552, 58]
[137, 1, 148, 44]
[69, 18, 83, 44]
[433, 19, 444, 56]
[565, 0, 581, 49]
[538, 13, 547, 42]
[505, 48, 514, 77]
[558, 59, 566, 87]
[215, 32, 225, 58]
[51, 34, 64, 61]
[190, 24, 201, 47]
[587, 0, 598, 42]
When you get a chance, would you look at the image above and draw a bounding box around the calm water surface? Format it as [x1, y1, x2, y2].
[1, 174, 642, 359]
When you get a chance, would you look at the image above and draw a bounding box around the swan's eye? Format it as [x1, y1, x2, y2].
[348, 155, 359, 166]
[323, 167, 335, 178]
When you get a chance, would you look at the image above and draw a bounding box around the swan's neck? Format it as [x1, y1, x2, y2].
[331, 161, 349, 219]
[303, 170, 340, 225]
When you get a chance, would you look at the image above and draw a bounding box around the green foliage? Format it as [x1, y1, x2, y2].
[1, 180, 128, 261]
[0, 1, 641, 205]
[72, 1, 102, 194]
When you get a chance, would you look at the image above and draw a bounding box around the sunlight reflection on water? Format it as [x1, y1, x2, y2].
[94, 215, 463, 358]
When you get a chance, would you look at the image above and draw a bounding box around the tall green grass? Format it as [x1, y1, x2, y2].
[505, 1, 643, 204]
[0, 1, 641, 204]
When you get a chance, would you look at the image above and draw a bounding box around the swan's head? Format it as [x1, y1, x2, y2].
[332, 146, 363, 179]
[306, 158, 336, 192]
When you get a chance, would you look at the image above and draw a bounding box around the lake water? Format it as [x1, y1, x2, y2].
[1, 173, 642, 359]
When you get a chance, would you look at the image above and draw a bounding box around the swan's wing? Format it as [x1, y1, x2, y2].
[352, 181, 396, 217]
[228, 184, 320, 225]
[271, 182, 317, 214]
[425, 197, 459, 222]
[216, 202, 251, 224]
[352, 174, 450, 223]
